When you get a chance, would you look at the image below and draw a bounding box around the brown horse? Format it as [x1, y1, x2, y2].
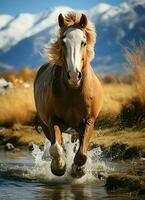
[34, 12, 103, 178]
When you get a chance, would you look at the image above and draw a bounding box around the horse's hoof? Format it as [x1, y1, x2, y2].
[71, 164, 86, 178]
[51, 158, 66, 176]
[51, 164, 66, 176]
[49, 143, 63, 158]
[74, 153, 87, 166]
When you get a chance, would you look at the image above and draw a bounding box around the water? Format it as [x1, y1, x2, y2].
[0, 134, 131, 200]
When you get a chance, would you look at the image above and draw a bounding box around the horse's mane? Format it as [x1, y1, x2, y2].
[45, 12, 96, 66]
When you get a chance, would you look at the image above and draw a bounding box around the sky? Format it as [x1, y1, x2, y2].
[0, 0, 126, 16]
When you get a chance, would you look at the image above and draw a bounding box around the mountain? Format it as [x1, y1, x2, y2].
[0, 1, 145, 73]
[91, 1, 145, 73]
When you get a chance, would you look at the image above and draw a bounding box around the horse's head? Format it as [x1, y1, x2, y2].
[58, 13, 88, 88]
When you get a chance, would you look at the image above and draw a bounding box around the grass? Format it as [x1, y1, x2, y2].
[106, 172, 145, 196]
[0, 66, 37, 126]
[0, 66, 37, 83]
[0, 125, 45, 147]
[101, 83, 136, 117]
[0, 80, 136, 128]
[98, 41, 145, 129]
[125, 41, 145, 105]
[93, 128, 145, 148]
[106, 159, 145, 196]
[0, 87, 35, 126]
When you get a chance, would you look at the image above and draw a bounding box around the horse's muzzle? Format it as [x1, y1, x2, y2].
[66, 70, 82, 88]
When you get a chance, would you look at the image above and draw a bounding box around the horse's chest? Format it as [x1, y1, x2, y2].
[54, 96, 91, 126]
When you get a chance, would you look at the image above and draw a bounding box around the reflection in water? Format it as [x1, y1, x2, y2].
[34, 182, 130, 200]
[0, 174, 131, 200]
[37, 182, 106, 200]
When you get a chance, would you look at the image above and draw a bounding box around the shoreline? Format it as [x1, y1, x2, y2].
[1, 124, 145, 157]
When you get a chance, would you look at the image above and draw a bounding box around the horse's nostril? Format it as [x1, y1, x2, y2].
[66, 72, 71, 80]
[78, 72, 82, 80]
[66, 71, 82, 81]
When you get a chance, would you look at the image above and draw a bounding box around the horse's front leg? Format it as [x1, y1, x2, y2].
[48, 117, 66, 176]
[71, 118, 94, 178]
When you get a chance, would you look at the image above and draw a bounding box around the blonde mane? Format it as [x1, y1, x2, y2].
[45, 12, 96, 66]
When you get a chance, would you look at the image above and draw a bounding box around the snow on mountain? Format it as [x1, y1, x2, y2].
[0, 13, 37, 51]
[88, 3, 111, 19]
[92, 0, 145, 73]
[88, 2, 130, 24]
[25, 6, 74, 38]
[0, 15, 14, 29]
[0, 1, 145, 73]
[99, 6, 121, 21]
[129, 0, 145, 6]
[0, 6, 73, 52]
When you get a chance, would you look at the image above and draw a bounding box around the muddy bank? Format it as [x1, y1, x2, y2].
[0, 124, 45, 151]
[1, 125, 145, 160]
[90, 142, 144, 160]
[106, 159, 145, 198]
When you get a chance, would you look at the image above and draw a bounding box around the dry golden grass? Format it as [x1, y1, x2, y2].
[0, 87, 35, 126]
[125, 41, 145, 105]
[106, 172, 145, 193]
[0, 69, 140, 127]
[97, 41, 145, 129]
[93, 128, 145, 148]
[18, 66, 36, 82]
[0, 79, 136, 127]
[0, 66, 37, 83]
[0, 125, 45, 146]
[0, 65, 38, 126]
[101, 83, 136, 117]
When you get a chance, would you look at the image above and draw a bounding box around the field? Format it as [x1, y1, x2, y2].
[0, 43, 145, 148]
[0, 42, 145, 195]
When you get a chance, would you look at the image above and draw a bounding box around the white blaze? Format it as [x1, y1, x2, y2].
[64, 28, 85, 72]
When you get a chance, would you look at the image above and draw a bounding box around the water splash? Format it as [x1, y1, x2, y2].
[26, 133, 113, 184]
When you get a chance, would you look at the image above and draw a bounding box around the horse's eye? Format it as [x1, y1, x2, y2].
[81, 41, 87, 47]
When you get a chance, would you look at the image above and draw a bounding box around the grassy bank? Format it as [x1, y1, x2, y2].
[0, 125, 45, 150]
[106, 172, 145, 197]
[0, 87, 35, 126]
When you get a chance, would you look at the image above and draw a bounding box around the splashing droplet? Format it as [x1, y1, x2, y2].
[28, 133, 113, 184]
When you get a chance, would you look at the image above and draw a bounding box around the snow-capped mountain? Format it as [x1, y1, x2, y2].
[0, 15, 14, 29]
[0, 1, 145, 73]
[0, 6, 74, 52]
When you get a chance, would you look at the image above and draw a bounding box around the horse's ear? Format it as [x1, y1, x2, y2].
[79, 14, 87, 28]
[58, 13, 64, 28]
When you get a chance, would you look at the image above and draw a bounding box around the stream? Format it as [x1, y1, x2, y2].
[0, 134, 132, 200]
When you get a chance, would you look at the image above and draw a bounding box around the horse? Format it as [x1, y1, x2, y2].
[34, 12, 103, 178]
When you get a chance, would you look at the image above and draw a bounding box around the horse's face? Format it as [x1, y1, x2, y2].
[62, 28, 87, 88]
[58, 14, 87, 88]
